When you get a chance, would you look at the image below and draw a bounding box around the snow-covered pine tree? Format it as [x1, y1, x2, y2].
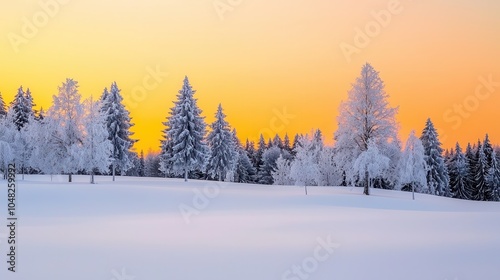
[145, 150, 162, 177]
[255, 134, 266, 170]
[235, 149, 256, 183]
[0, 92, 7, 118]
[420, 118, 450, 196]
[283, 133, 292, 153]
[161, 76, 209, 181]
[138, 150, 145, 177]
[272, 134, 283, 149]
[101, 82, 136, 180]
[472, 141, 494, 201]
[272, 155, 293, 185]
[465, 142, 476, 186]
[313, 129, 324, 149]
[291, 133, 300, 158]
[486, 150, 500, 201]
[25, 88, 36, 117]
[10, 86, 30, 130]
[257, 146, 281, 184]
[399, 131, 427, 196]
[483, 134, 494, 168]
[36, 107, 45, 121]
[448, 143, 473, 200]
[47, 78, 86, 182]
[206, 104, 235, 181]
[0, 113, 15, 177]
[334, 63, 399, 195]
[81, 97, 113, 184]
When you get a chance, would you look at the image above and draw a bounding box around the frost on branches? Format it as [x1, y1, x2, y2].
[160, 76, 209, 182]
[334, 63, 399, 194]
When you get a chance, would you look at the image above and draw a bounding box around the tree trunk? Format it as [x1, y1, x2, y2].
[69, 173, 72, 183]
[363, 171, 370, 195]
[91, 171, 95, 184]
[184, 169, 188, 182]
[112, 162, 116, 182]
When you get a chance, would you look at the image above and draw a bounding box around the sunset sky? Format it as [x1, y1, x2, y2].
[1, 0, 499, 153]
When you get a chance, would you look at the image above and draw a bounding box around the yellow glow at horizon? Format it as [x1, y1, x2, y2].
[1, 0, 499, 153]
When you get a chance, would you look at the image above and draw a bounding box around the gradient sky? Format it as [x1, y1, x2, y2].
[1, 0, 499, 153]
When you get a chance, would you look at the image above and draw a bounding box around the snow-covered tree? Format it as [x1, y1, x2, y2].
[483, 134, 494, 168]
[486, 150, 500, 201]
[10, 86, 31, 130]
[25, 88, 36, 117]
[334, 63, 399, 194]
[398, 131, 427, 195]
[145, 150, 162, 177]
[234, 149, 256, 183]
[317, 147, 341, 186]
[420, 118, 450, 196]
[352, 141, 390, 195]
[206, 104, 235, 181]
[161, 76, 209, 181]
[0, 116, 15, 177]
[46, 78, 86, 182]
[472, 141, 493, 201]
[0, 92, 7, 118]
[448, 143, 473, 200]
[101, 82, 136, 180]
[138, 150, 145, 177]
[283, 133, 292, 153]
[255, 134, 266, 169]
[290, 136, 320, 187]
[257, 146, 281, 184]
[272, 155, 293, 185]
[81, 97, 113, 183]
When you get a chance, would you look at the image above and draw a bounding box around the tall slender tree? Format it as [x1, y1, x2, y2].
[472, 141, 493, 201]
[101, 82, 136, 180]
[161, 76, 209, 181]
[448, 143, 472, 199]
[206, 104, 235, 181]
[420, 118, 450, 196]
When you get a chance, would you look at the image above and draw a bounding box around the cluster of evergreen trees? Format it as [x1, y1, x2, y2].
[0, 80, 135, 182]
[1, 65, 499, 202]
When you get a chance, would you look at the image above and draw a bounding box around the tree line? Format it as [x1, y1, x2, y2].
[1, 65, 499, 202]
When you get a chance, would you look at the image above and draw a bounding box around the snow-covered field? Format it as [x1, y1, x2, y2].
[0, 175, 499, 280]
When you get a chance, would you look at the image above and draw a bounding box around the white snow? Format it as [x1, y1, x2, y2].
[0, 175, 499, 280]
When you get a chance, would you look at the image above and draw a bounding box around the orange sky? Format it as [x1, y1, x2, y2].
[1, 0, 499, 153]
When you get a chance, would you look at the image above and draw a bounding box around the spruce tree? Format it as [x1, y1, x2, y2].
[486, 150, 500, 201]
[101, 82, 136, 180]
[483, 134, 494, 168]
[10, 86, 30, 130]
[162, 76, 209, 181]
[206, 104, 235, 181]
[283, 133, 291, 153]
[448, 143, 473, 200]
[420, 118, 450, 196]
[0, 92, 7, 118]
[472, 141, 494, 201]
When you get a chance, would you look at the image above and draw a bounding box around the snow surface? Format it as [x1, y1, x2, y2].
[1, 175, 499, 280]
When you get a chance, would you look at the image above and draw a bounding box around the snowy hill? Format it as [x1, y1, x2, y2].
[1, 175, 499, 280]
